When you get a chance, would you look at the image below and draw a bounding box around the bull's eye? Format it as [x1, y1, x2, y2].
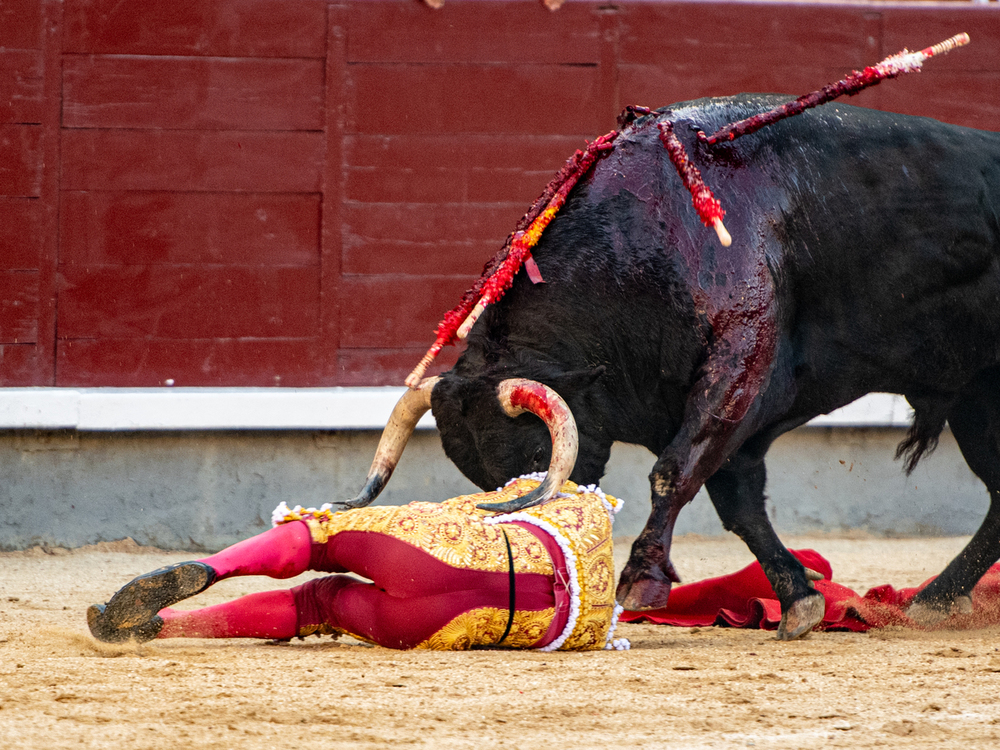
[530, 445, 547, 470]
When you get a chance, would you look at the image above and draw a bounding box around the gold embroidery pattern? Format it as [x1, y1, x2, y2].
[276, 478, 618, 651]
[297, 622, 345, 639]
[415, 607, 556, 650]
[297, 493, 554, 577]
[487, 481, 618, 651]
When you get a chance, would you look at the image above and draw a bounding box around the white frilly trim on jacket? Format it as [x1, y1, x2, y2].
[485, 474, 630, 652]
[271, 473, 631, 651]
[271, 500, 334, 527]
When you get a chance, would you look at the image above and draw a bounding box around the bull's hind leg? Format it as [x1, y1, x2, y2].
[706, 454, 825, 640]
[908, 371, 1000, 625]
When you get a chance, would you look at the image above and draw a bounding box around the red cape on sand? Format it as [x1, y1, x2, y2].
[621, 550, 1000, 632]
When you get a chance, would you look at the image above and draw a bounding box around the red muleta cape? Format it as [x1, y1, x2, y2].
[621, 550, 1000, 632]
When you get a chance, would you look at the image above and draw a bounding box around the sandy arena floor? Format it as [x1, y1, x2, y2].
[3, 534, 1000, 749]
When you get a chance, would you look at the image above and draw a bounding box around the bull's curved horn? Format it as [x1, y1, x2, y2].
[340, 376, 440, 509]
[477, 378, 579, 513]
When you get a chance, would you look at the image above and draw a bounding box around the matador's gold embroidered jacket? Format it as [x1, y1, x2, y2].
[273, 477, 625, 651]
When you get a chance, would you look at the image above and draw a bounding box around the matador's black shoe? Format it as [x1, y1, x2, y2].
[87, 561, 216, 643]
[87, 603, 164, 644]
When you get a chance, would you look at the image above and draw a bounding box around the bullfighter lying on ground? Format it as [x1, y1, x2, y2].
[87, 379, 629, 652]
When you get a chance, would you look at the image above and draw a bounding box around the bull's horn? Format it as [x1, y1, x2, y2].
[477, 378, 579, 513]
[341, 376, 440, 509]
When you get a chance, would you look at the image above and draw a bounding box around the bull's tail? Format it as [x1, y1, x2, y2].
[895, 396, 951, 475]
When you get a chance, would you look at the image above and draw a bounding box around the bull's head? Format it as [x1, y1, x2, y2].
[342, 376, 582, 512]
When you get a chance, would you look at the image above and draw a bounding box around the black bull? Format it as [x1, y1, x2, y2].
[408, 94, 1000, 640]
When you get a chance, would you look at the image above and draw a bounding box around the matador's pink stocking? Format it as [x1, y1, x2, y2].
[158, 590, 299, 640]
[197, 520, 314, 580]
[153, 522, 313, 639]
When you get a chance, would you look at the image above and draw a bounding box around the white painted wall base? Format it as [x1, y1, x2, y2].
[0, 388, 436, 431]
[0, 388, 910, 431]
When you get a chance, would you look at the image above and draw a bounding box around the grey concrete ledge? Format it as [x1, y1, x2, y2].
[0, 426, 985, 551]
[0, 388, 912, 431]
[8, 389, 954, 552]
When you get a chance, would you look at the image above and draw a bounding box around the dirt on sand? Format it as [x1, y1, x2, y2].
[3, 534, 1000, 749]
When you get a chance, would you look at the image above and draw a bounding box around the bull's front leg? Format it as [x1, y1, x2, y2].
[705, 455, 826, 640]
[616, 316, 772, 611]
[616, 299, 824, 640]
[615, 379, 745, 613]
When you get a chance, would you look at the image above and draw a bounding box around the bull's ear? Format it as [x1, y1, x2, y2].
[551, 364, 606, 392]
[429, 374, 469, 416]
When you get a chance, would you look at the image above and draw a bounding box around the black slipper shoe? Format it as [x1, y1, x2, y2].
[99, 561, 216, 630]
[87, 603, 164, 644]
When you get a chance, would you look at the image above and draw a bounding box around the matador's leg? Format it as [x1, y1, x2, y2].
[88, 521, 316, 643]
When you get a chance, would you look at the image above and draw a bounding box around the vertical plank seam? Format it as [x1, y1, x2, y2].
[863, 9, 886, 113]
[321, 2, 348, 384]
[39, 0, 64, 385]
[598, 4, 621, 133]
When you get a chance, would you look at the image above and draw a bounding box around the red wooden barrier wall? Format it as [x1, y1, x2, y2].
[1, 0, 998, 387]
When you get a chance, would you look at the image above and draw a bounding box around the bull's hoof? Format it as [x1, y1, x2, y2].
[906, 595, 973, 627]
[776, 591, 825, 641]
[954, 594, 974, 615]
[617, 577, 672, 611]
